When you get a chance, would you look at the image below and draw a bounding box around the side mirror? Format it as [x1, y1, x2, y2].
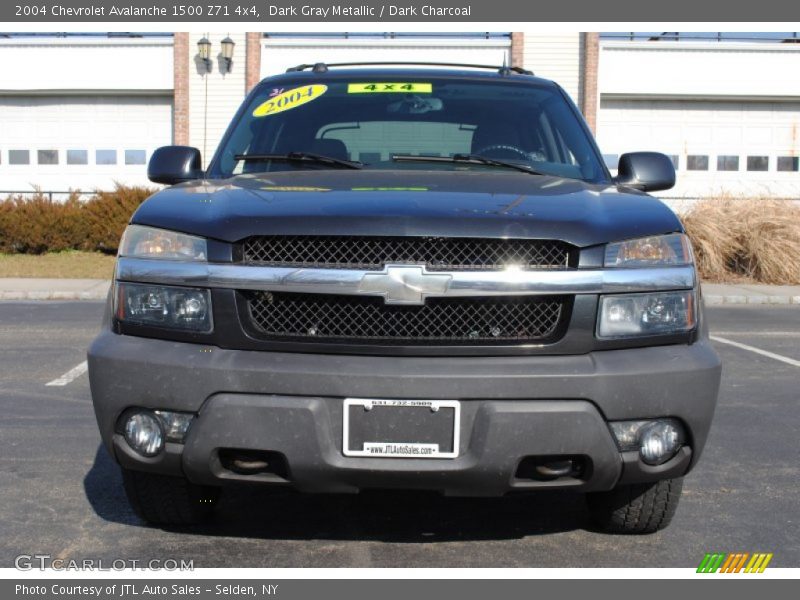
[147, 146, 203, 185]
[614, 152, 675, 192]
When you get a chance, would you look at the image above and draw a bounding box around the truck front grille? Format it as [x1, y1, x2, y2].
[241, 236, 571, 271]
[246, 292, 568, 345]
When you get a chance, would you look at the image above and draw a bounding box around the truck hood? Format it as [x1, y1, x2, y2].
[131, 169, 682, 248]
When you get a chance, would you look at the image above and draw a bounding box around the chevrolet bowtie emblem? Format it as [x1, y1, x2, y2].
[358, 265, 452, 305]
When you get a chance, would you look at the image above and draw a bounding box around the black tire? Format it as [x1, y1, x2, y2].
[586, 477, 683, 534]
[121, 468, 219, 526]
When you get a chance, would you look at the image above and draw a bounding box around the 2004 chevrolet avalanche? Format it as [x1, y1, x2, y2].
[88, 64, 721, 533]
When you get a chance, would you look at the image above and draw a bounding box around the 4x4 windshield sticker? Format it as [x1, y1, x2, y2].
[348, 83, 433, 94]
[252, 84, 328, 117]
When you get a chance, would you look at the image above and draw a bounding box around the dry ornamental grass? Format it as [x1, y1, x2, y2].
[681, 198, 800, 284]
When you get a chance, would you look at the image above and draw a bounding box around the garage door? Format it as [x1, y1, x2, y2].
[0, 95, 172, 195]
[261, 37, 512, 79]
[596, 99, 800, 199]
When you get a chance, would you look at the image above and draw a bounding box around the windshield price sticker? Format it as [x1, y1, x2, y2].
[348, 83, 433, 94]
[252, 85, 327, 117]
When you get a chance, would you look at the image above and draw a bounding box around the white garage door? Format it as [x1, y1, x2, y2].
[0, 95, 172, 195]
[261, 37, 512, 79]
[596, 99, 800, 200]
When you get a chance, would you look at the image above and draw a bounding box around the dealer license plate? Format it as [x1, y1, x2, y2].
[342, 398, 460, 458]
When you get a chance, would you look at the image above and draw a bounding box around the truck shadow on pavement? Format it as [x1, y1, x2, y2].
[84, 445, 589, 541]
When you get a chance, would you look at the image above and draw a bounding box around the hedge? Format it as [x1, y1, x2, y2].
[0, 185, 154, 255]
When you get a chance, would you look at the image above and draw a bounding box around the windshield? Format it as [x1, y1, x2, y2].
[209, 77, 608, 183]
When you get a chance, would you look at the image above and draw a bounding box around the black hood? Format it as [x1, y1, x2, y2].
[131, 169, 682, 248]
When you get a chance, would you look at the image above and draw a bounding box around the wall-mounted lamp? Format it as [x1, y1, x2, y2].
[220, 36, 235, 73]
[197, 36, 212, 72]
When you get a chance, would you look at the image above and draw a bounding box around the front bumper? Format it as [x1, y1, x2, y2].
[88, 330, 721, 496]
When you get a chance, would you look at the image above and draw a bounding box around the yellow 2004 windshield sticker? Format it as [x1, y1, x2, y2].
[348, 83, 432, 94]
[252, 85, 328, 117]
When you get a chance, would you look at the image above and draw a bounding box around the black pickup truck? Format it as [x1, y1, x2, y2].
[88, 63, 721, 533]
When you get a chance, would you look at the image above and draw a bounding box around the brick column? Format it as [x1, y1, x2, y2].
[510, 32, 524, 69]
[580, 32, 600, 133]
[245, 32, 262, 93]
[173, 32, 190, 146]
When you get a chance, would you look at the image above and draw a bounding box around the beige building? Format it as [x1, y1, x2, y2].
[1, 32, 799, 202]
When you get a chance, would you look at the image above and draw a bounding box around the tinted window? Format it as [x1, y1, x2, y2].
[9, 150, 30, 165]
[125, 150, 146, 165]
[321, 121, 472, 161]
[212, 78, 607, 183]
[96, 150, 117, 165]
[717, 155, 739, 171]
[687, 155, 709, 171]
[777, 156, 798, 172]
[747, 156, 769, 171]
[67, 150, 88, 165]
[38, 150, 59, 165]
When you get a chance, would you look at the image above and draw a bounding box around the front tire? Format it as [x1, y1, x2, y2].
[122, 468, 219, 526]
[586, 477, 683, 534]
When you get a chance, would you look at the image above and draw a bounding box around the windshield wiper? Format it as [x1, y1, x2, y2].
[391, 153, 545, 175]
[234, 152, 363, 170]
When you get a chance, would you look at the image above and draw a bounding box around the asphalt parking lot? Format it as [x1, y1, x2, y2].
[0, 300, 798, 568]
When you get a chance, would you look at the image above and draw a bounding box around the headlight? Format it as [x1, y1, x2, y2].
[605, 233, 692, 267]
[116, 282, 212, 332]
[119, 225, 207, 261]
[597, 290, 695, 339]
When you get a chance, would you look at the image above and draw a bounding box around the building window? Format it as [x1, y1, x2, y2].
[96, 150, 117, 165]
[746, 156, 769, 171]
[667, 155, 679, 170]
[38, 150, 59, 165]
[717, 155, 739, 171]
[124, 150, 147, 165]
[777, 156, 799, 172]
[687, 155, 709, 171]
[9, 150, 30, 165]
[67, 150, 88, 165]
[602, 154, 619, 169]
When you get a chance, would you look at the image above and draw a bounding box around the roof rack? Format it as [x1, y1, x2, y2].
[285, 62, 534, 76]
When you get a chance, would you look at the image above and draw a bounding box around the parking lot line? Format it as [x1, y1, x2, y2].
[712, 331, 800, 337]
[710, 336, 800, 368]
[45, 361, 88, 386]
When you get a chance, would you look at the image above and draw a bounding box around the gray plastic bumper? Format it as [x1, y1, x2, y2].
[89, 331, 721, 495]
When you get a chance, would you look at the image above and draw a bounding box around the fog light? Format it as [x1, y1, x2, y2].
[639, 421, 684, 465]
[609, 418, 686, 465]
[154, 410, 194, 443]
[123, 412, 164, 457]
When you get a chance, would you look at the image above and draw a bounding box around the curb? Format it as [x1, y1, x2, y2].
[704, 295, 800, 305]
[0, 290, 109, 301]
